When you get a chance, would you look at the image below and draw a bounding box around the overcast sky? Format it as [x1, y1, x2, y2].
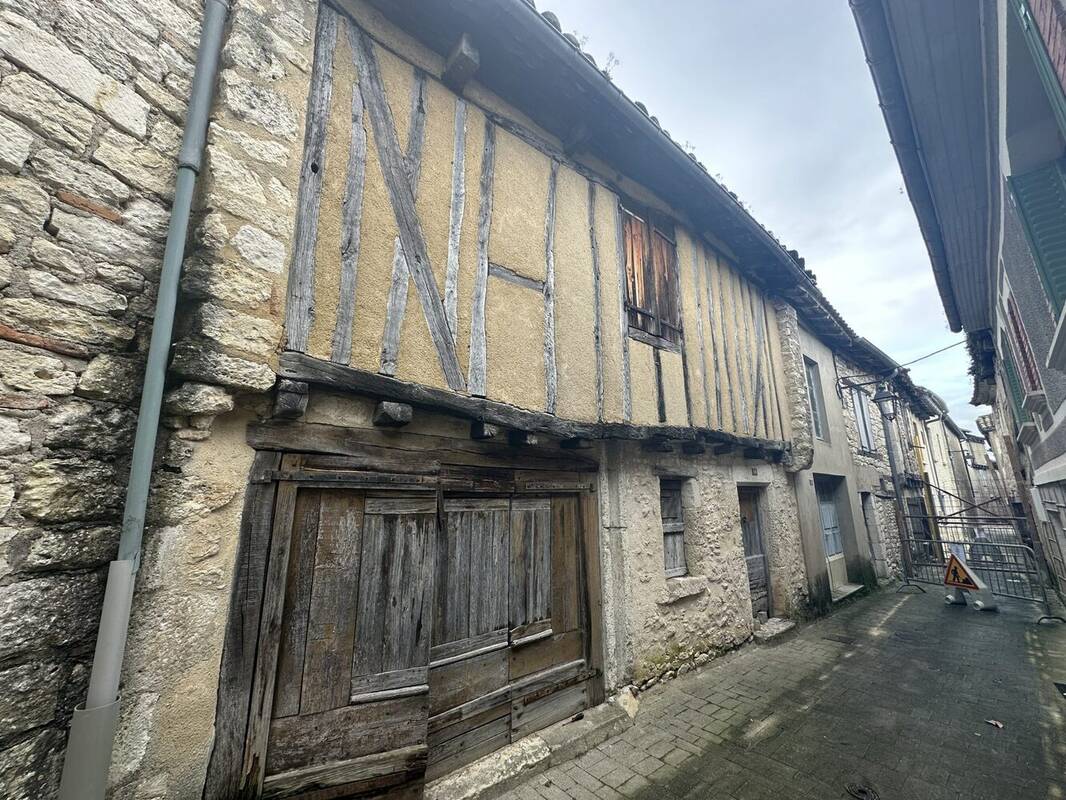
[557, 0, 988, 430]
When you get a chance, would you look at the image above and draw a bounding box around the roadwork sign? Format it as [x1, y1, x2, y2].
[943, 554, 979, 590]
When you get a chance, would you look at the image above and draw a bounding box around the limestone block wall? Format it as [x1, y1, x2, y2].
[598, 440, 807, 690]
[772, 300, 813, 472]
[0, 0, 312, 797]
[836, 357, 902, 577]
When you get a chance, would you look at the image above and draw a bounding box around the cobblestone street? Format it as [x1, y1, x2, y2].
[507, 589, 1066, 800]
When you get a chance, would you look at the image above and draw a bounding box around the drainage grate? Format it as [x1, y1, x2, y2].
[845, 783, 880, 800]
[1055, 682, 1066, 700]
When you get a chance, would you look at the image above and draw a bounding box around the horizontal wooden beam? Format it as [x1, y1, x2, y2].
[278, 351, 787, 455]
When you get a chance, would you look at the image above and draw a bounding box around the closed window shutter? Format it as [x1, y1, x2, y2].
[660, 481, 686, 577]
[1009, 161, 1066, 316]
[1002, 350, 1027, 423]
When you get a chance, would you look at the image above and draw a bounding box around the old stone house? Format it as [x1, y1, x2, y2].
[0, 1, 954, 798]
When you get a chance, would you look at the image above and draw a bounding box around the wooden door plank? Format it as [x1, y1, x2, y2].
[300, 490, 364, 715]
[241, 480, 301, 794]
[263, 743, 427, 799]
[509, 629, 583, 681]
[203, 450, 282, 800]
[435, 506, 471, 646]
[273, 489, 321, 718]
[428, 647, 509, 716]
[578, 492, 605, 705]
[266, 696, 428, 775]
[511, 683, 588, 740]
[550, 495, 580, 635]
[425, 714, 510, 780]
[472, 505, 509, 635]
[352, 511, 389, 678]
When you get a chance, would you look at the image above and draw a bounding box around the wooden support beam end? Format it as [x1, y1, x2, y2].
[372, 400, 413, 427]
[442, 33, 479, 92]
[470, 421, 500, 440]
[274, 379, 308, 419]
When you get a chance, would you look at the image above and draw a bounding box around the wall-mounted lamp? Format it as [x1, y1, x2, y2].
[872, 385, 896, 421]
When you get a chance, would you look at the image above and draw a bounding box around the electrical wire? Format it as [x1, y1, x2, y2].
[837, 339, 968, 389]
[894, 339, 966, 368]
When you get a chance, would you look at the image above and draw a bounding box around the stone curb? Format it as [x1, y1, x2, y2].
[424, 696, 636, 800]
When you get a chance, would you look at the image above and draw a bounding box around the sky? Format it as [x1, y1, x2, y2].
[556, 1, 989, 430]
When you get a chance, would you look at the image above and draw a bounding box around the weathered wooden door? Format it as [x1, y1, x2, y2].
[426, 493, 592, 780]
[245, 473, 596, 796]
[259, 486, 437, 799]
[738, 488, 769, 618]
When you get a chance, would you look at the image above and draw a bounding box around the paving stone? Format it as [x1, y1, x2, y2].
[506, 591, 1066, 800]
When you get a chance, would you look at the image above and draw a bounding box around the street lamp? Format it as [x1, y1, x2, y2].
[873, 384, 923, 591]
[873, 385, 896, 421]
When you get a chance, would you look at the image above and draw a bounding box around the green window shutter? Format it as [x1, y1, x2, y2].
[1013, 1, 1066, 140]
[1002, 349, 1027, 422]
[1009, 161, 1066, 316]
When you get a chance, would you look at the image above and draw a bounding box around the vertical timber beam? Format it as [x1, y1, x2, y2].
[284, 6, 338, 352]
[330, 76, 367, 364]
[544, 161, 558, 413]
[468, 120, 495, 396]
[588, 183, 604, 421]
[690, 241, 712, 427]
[444, 98, 467, 345]
[379, 68, 428, 376]
[613, 202, 632, 421]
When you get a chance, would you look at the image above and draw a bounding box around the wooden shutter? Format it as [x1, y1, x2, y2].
[1009, 161, 1066, 316]
[1006, 295, 1043, 392]
[622, 208, 653, 330]
[651, 229, 681, 343]
[660, 481, 686, 577]
[852, 388, 874, 451]
[1001, 349, 1028, 423]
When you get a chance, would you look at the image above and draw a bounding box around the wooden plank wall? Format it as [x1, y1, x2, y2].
[283, 4, 788, 443]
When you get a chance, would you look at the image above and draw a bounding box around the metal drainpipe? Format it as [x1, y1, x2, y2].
[58, 1, 230, 797]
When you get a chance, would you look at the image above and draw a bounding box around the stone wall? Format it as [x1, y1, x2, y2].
[772, 300, 813, 472]
[0, 0, 312, 796]
[835, 357, 902, 577]
[598, 441, 808, 690]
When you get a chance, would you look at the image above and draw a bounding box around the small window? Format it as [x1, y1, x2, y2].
[852, 387, 875, 452]
[660, 479, 687, 578]
[804, 357, 828, 441]
[622, 205, 681, 347]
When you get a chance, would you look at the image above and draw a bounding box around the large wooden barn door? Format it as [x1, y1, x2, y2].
[236, 458, 600, 798]
[259, 487, 436, 799]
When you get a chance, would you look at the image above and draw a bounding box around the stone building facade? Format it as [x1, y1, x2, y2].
[0, 1, 954, 798]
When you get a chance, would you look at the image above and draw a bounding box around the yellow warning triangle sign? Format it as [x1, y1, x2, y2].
[943, 554, 979, 590]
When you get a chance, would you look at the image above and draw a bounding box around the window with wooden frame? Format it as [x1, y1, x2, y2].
[804, 357, 829, 442]
[621, 205, 682, 348]
[851, 386, 876, 453]
[1006, 295, 1043, 393]
[660, 479, 687, 578]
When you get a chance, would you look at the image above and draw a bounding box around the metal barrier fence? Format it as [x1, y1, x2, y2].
[898, 479, 1065, 622]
